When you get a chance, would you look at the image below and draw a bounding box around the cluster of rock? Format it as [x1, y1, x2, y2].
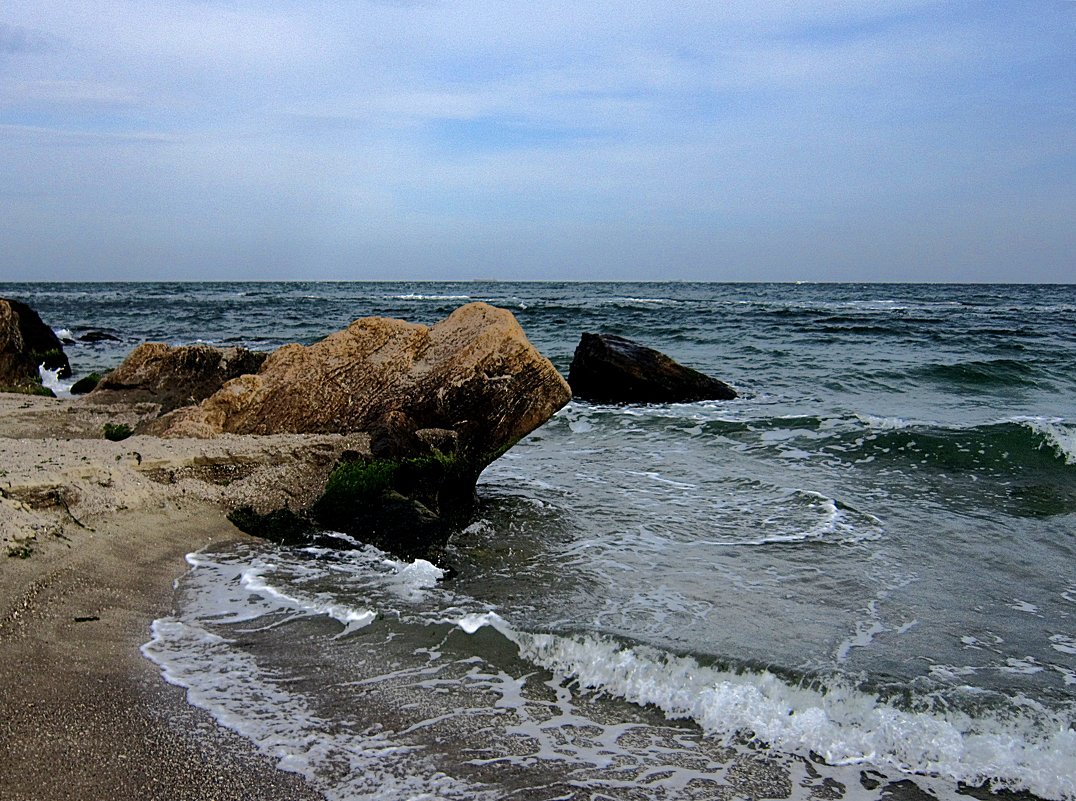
[95, 303, 570, 559]
[1, 296, 735, 559]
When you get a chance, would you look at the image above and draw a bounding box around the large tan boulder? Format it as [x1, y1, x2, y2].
[0, 299, 71, 394]
[150, 302, 570, 461]
[86, 344, 267, 413]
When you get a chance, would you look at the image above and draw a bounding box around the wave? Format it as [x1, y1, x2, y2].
[912, 358, 1049, 389]
[456, 614, 1076, 800]
[392, 293, 473, 301]
[692, 414, 1076, 476]
[239, 567, 377, 634]
[697, 489, 884, 547]
[147, 540, 1076, 801]
[1018, 418, 1076, 466]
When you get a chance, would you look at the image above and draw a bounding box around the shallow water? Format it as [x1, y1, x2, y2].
[7, 281, 1075, 799]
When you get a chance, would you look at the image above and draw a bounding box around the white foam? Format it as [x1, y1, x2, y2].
[615, 296, 680, 306]
[142, 617, 491, 801]
[389, 559, 444, 602]
[453, 619, 1076, 801]
[240, 568, 376, 632]
[1051, 635, 1076, 656]
[1008, 599, 1042, 615]
[393, 293, 472, 301]
[1016, 417, 1076, 465]
[856, 414, 920, 431]
[38, 364, 73, 397]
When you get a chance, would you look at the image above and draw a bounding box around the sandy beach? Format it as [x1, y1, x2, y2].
[0, 393, 367, 801]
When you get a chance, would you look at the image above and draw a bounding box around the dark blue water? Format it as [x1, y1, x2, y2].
[6, 282, 1076, 799]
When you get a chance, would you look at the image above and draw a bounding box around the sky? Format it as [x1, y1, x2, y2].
[1, 1, 1073, 282]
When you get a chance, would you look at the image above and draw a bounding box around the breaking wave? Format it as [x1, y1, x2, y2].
[458, 614, 1076, 801]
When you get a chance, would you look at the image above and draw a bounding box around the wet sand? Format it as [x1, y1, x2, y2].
[0, 394, 370, 801]
[0, 506, 325, 801]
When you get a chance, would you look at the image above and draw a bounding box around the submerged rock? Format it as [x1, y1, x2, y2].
[86, 344, 267, 414]
[165, 302, 571, 558]
[77, 330, 121, 343]
[568, 332, 736, 404]
[0, 298, 71, 395]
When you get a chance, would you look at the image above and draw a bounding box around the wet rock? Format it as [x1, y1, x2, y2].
[169, 303, 571, 558]
[568, 332, 736, 404]
[77, 330, 122, 344]
[86, 344, 267, 414]
[0, 298, 71, 394]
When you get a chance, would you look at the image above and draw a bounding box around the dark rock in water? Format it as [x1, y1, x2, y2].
[568, 332, 736, 404]
[70, 372, 103, 395]
[227, 506, 316, 549]
[0, 298, 71, 394]
[165, 302, 572, 560]
[86, 344, 268, 414]
[78, 330, 122, 343]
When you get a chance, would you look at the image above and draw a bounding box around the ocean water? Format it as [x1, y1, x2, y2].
[5, 281, 1075, 800]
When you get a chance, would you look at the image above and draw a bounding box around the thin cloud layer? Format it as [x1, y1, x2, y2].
[1, 1, 1073, 281]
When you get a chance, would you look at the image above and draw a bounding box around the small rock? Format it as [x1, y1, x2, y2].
[568, 332, 736, 404]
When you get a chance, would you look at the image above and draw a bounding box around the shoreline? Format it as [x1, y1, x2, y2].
[0, 393, 356, 800]
[0, 505, 325, 801]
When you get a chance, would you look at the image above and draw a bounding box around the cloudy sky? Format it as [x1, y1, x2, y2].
[2, 1, 1073, 282]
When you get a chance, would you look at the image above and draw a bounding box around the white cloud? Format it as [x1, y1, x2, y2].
[0, 1, 1072, 280]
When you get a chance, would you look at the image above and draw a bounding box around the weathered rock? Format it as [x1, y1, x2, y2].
[568, 332, 736, 404]
[86, 344, 268, 413]
[0, 298, 71, 394]
[151, 303, 571, 459]
[159, 303, 572, 556]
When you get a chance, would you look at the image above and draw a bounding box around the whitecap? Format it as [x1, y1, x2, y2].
[451, 623, 1076, 801]
[1013, 417, 1076, 465]
[392, 293, 472, 301]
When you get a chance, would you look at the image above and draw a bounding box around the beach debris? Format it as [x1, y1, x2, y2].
[86, 343, 267, 413]
[0, 298, 71, 396]
[568, 332, 736, 404]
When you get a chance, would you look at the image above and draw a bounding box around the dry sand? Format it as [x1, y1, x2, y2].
[0, 394, 369, 801]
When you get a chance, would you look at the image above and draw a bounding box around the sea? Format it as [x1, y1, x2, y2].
[5, 281, 1075, 801]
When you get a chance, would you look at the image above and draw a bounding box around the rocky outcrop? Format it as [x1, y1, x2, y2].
[86, 344, 267, 413]
[150, 303, 570, 452]
[150, 303, 572, 558]
[568, 332, 736, 404]
[0, 299, 71, 394]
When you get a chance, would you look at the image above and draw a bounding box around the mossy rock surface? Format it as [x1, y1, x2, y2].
[71, 373, 102, 395]
[103, 423, 133, 441]
[230, 453, 471, 562]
